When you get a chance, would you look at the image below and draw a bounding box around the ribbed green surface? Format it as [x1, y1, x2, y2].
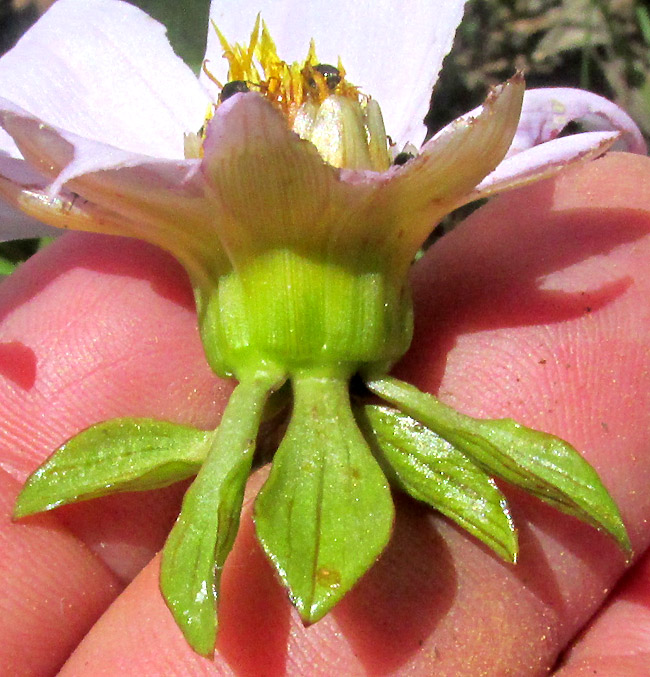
[199, 249, 413, 378]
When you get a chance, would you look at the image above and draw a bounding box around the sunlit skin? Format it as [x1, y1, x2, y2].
[1, 153, 650, 675]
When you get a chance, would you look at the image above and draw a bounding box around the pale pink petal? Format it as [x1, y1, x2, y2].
[0, 154, 61, 240]
[469, 131, 618, 201]
[204, 0, 467, 148]
[508, 88, 647, 156]
[0, 99, 140, 188]
[0, 98, 200, 189]
[0, 128, 20, 160]
[0, 154, 48, 188]
[437, 87, 646, 160]
[0, 0, 209, 159]
[0, 100, 230, 280]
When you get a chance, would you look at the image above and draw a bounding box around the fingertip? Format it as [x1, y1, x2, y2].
[0, 233, 231, 580]
[0, 468, 121, 676]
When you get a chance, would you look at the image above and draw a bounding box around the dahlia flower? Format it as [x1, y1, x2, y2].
[0, 0, 645, 655]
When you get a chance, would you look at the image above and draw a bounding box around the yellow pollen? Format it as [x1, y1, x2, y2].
[197, 16, 391, 172]
[205, 15, 361, 126]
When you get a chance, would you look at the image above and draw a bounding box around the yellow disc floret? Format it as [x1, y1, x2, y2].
[199, 16, 391, 172]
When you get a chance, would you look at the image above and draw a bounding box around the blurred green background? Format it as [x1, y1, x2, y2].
[1, 0, 648, 272]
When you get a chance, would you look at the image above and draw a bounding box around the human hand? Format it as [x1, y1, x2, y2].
[1, 152, 649, 676]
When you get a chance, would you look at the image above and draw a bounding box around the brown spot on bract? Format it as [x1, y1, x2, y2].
[316, 567, 341, 589]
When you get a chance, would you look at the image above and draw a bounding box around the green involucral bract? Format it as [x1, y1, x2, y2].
[359, 405, 518, 563]
[255, 371, 394, 623]
[15, 240, 630, 655]
[11, 23, 631, 659]
[14, 419, 214, 518]
[364, 376, 631, 554]
[161, 370, 285, 656]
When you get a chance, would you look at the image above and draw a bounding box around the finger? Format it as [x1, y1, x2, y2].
[554, 544, 650, 676]
[0, 233, 231, 580]
[0, 468, 120, 675]
[396, 150, 650, 674]
[0, 234, 234, 671]
[56, 471, 275, 677]
[58, 152, 650, 675]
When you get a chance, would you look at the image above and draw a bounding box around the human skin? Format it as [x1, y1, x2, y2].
[0, 152, 649, 675]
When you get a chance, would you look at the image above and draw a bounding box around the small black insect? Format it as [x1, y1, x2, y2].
[219, 80, 250, 102]
[393, 151, 415, 166]
[313, 64, 341, 90]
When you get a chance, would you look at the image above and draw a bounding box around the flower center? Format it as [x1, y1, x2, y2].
[210, 15, 359, 122]
[198, 16, 392, 172]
